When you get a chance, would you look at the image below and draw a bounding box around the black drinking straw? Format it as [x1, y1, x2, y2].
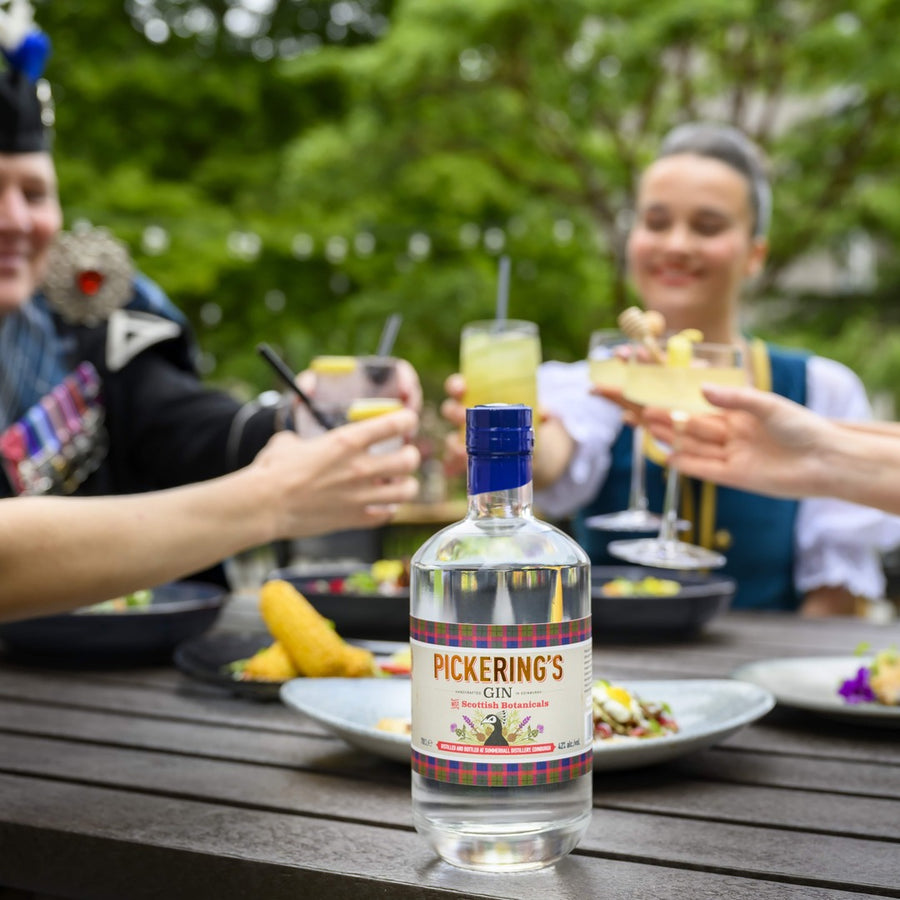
[256, 343, 334, 430]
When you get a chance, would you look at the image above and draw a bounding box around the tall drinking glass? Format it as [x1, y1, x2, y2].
[460, 319, 541, 412]
[608, 338, 745, 570]
[584, 329, 661, 533]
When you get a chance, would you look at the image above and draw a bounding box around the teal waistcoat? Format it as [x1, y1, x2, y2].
[574, 344, 809, 611]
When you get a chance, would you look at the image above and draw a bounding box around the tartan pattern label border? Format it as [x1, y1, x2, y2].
[409, 616, 591, 648]
[412, 748, 593, 786]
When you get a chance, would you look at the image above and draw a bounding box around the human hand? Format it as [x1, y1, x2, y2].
[642, 384, 831, 499]
[591, 384, 643, 427]
[394, 358, 423, 413]
[253, 408, 422, 538]
[440, 373, 467, 477]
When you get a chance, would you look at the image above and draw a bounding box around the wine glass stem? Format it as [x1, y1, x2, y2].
[628, 426, 650, 513]
[657, 465, 682, 545]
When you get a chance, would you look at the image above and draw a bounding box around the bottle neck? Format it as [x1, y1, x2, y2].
[467, 453, 533, 518]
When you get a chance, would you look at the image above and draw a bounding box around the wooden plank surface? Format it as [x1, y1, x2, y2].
[0, 775, 895, 900]
[0, 730, 898, 893]
[1, 612, 898, 899]
[2, 695, 896, 842]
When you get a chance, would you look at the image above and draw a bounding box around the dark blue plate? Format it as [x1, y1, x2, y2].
[174, 630, 282, 700]
[0, 581, 226, 663]
[266, 565, 733, 642]
[592, 565, 735, 639]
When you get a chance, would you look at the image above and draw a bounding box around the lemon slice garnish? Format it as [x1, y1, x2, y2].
[311, 355, 358, 375]
[666, 334, 694, 368]
[347, 398, 403, 421]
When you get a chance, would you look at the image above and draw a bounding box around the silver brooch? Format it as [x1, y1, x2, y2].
[42, 227, 135, 326]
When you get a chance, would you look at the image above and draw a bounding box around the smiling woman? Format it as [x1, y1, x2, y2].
[530, 121, 900, 615]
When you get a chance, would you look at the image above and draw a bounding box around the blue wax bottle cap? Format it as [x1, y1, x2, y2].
[466, 404, 534, 455]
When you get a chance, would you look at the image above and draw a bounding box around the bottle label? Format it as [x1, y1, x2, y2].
[410, 617, 593, 786]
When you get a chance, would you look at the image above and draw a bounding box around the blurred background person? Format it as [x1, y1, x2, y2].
[444, 122, 900, 615]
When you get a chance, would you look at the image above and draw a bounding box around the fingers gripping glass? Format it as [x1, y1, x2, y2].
[607, 338, 745, 570]
[584, 329, 661, 534]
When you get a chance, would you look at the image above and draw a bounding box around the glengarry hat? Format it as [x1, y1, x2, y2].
[0, 1, 51, 153]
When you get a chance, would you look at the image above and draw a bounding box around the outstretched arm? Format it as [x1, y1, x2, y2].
[0, 409, 420, 622]
[642, 384, 900, 514]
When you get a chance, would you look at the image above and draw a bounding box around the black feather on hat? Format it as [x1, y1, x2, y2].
[0, 5, 51, 153]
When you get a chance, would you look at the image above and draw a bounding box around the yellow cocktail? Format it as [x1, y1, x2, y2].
[608, 336, 745, 571]
[587, 329, 628, 391]
[584, 328, 662, 533]
[588, 357, 627, 390]
[624, 362, 746, 414]
[460, 320, 541, 411]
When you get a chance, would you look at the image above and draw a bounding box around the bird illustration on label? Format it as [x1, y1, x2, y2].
[481, 714, 508, 747]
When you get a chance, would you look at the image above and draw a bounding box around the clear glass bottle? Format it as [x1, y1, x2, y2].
[410, 404, 593, 872]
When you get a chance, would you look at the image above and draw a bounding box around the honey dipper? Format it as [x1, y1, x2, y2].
[617, 306, 666, 362]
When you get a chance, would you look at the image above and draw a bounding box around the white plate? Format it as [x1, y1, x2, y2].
[732, 656, 900, 727]
[280, 677, 774, 771]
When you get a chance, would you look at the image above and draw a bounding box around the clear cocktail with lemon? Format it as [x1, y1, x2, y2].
[294, 355, 402, 437]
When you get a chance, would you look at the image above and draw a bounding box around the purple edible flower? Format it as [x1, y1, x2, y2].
[838, 666, 876, 704]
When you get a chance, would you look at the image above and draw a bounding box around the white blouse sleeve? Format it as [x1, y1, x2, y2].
[794, 356, 900, 598]
[533, 360, 624, 518]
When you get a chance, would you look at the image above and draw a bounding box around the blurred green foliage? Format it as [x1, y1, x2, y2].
[38, 0, 900, 412]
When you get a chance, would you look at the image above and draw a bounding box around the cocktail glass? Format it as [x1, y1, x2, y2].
[584, 329, 661, 534]
[607, 337, 745, 570]
[460, 319, 541, 412]
[296, 355, 401, 435]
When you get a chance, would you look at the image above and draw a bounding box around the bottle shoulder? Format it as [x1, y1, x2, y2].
[411, 513, 590, 568]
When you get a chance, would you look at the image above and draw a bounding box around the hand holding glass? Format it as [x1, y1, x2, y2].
[296, 355, 402, 436]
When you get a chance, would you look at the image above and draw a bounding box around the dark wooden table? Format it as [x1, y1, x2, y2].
[0, 600, 898, 900]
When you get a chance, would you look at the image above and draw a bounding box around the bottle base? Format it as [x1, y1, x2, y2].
[413, 810, 591, 872]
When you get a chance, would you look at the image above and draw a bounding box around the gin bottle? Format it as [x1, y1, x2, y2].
[410, 404, 593, 872]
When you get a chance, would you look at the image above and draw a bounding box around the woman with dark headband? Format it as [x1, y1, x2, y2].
[444, 121, 900, 614]
[535, 121, 900, 614]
